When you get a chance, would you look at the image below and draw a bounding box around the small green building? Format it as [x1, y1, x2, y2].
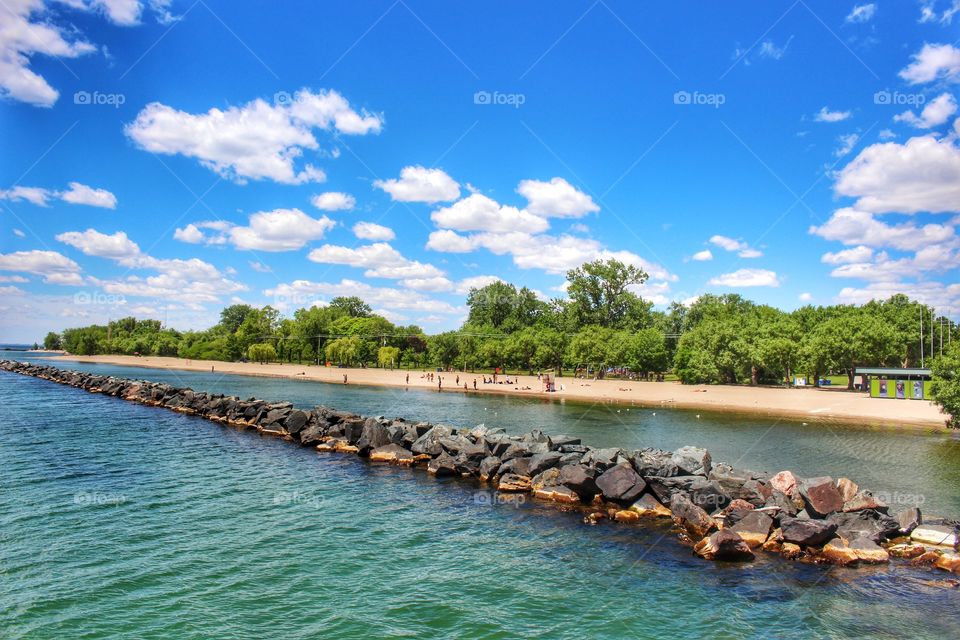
[855, 367, 932, 400]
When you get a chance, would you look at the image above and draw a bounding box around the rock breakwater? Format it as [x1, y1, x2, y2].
[3, 360, 959, 573]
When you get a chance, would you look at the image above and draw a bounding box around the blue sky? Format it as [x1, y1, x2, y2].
[1, 0, 959, 342]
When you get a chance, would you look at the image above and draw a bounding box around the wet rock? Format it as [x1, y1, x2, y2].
[897, 507, 922, 535]
[498, 456, 531, 478]
[534, 485, 579, 503]
[411, 425, 453, 456]
[531, 467, 562, 491]
[780, 542, 803, 560]
[821, 538, 859, 566]
[848, 537, 889, 564]
[800, 476, 844, 518]
[911, 524, 959, 548]
[427, 452, 458, 477]
[498, 474, 531, 492]
[672, 446, 711, 476]
[671, 493, 715, 538]
[595, 464, 647, 505]
[558, 464, 599, 502]
[694, 529, 754, 562]
[614, 509, 640, 523]
[369, 443, 414, 465]
[765, 490, 800, 517]
[888, 543, 926, 559]
[780, 517, 837, 547]
[934, 553, 960, 574]
[629, 494, 672, 518]
[356, 418, 392, 456]
[479, 456, 502, 481]
[730, 511, 774, 549]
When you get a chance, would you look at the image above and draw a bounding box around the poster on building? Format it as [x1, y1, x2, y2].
[896, 381, 905, 399]
[913, 380, 924, 400]
[879, 380, 887, 396]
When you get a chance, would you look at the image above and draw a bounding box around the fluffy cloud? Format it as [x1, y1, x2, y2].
[798, 292, 813, 302]
[307, 243, 444, 279]
[815, 107, 852, 122]
[810, 208, 955, 251]
[0, 249, 82, 284]
[836, 280, 960, 316]
[373, 166, 460, 203]
[708, 268, 780, 287]
[264, 278, 457, 315]
[431, 193, 549, 234]
[455, 275, 504, 294]
[53, 227, 246, 304]
[173, 224, 204, 244]
[353, 221, 395, 241]
[228, 209, 335, 251]
[516, 177, 599, 218]
[835, 133, 860, 158]
[845, 3, 876, 22]
[0, 0, 96, 106]
[833, 136, 960, 213]
[59, 182, 118, 209]
[821, 245, 874, 265]
[56, 229, 139, 259]
[708, 235, 762, 258]
[0, 182, 117, 208]
[894, 92, 958, 129]
[690, 249, 713, 261]
[125, 89, 382, 184]
[898, 43, 960, 84]
[426, 229, 476, 253]
[311, 191, 356, 211]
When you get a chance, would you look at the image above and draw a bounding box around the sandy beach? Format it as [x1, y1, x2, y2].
[48, 355, 949, 430]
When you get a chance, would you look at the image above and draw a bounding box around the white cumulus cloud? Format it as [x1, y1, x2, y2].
[373, 166, 460, 203]
[352, 221, 395, 241]
[708, 268, 780, 287]
[311, 191, 355, 211]
[516, 177, 599, 218]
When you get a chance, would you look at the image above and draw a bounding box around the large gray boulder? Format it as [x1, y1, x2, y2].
[672, 446, 712, 476]
[559, 464, 599, 501]
[780, 517, 837, 546]
[595, 464, 647, 505]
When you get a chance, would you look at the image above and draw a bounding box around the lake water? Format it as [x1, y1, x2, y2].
[2, 354, 959, 638]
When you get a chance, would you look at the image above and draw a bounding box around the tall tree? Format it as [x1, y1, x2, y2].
[565, 259, 649, 329]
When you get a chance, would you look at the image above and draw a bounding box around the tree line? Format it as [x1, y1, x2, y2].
[43, 258, 957, 390]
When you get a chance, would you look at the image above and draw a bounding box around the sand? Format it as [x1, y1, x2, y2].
[50, 355, 949, 430]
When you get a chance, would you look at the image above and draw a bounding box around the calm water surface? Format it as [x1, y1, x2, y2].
[2, 354, 958, 638]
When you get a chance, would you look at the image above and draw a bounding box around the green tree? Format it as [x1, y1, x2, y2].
[247, 343, 277, 363]
[931, 342, 960, 429]
[329, 296, 372, 318]
[43, 331, 62, 350]
[377, 346, 400, 368]
[566, 259, 649, 329]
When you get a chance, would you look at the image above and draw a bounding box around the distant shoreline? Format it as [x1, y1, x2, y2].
[51, 354, 948, 431]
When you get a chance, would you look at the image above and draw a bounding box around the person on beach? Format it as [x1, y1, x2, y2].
[343, 374, 347, 384]
[438, 377, 442, 391]
[473, 379, 477, 390]
[406, 374, 409, 385]
[456, 375, 459, 386]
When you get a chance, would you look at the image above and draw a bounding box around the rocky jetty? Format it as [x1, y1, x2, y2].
[4, 359, 959, 573]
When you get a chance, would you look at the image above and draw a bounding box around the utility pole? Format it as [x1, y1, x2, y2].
[920, 307, 924, 368]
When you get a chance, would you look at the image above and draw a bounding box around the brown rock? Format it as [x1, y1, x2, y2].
[836, 477, 859, 503]
[842, 491, 887, 513]
[614, 509, 640, 523]
[849, 537, 889, 564]
[781, 542, 803, 560]
[534, 485, 580, 503]
[629, 493, 672, 518]
[694, 529, 755, 562]
[369, 443, 414, 464]
[671, 493, 715, 538]
[730, 511, 774, 549]
[910, 551, 942, 567]
[801, 476, 845, 517]
[888, 543, 927, 559]
[934, 553, 960, 574]
[822, 538, 859, 566]
[498, 474, 532, 492]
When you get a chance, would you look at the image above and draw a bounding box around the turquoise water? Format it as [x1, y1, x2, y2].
[2, 356, 959, 638]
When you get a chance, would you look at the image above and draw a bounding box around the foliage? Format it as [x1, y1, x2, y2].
[247, 343, 277, 363]
[931, 342, 960, 429]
